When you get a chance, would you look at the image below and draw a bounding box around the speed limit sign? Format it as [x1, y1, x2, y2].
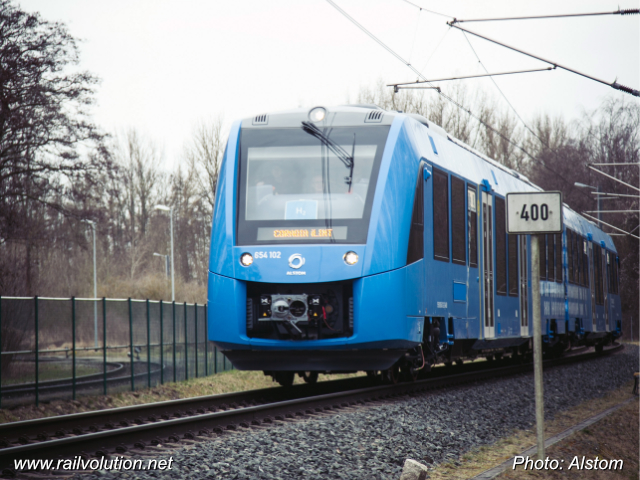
[506, 191, 563, 234]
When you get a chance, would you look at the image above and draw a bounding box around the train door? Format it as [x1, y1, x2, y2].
[603, 251, 610, 332]
[482, 191, 495, 338]
[589, 242, 596, 332]
[519, 235, 529, 336]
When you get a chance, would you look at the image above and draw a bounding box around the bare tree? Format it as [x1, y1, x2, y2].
[184, 117, 226, 212]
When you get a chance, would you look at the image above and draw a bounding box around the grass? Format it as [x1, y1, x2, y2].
[0, 369, 363, 424]
[421, 380, 638, 480]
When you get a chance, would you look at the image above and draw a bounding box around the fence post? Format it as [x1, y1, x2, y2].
[172, 301, 176, 383]
[194, 303, 198, 378]
[204, 304, 208, 376]
[128, 298, 134, 392]
[160, 300, 164, 385]
[146, 299, 151, 388]
[102, 298, 107, 396]
[72, 296, 76, 400]
[184, 302, 188, 381]
[214, 345, 217, 374]
[35, 296, 39, 406]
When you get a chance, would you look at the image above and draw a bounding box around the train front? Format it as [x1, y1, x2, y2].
[208, 106, 426, 378]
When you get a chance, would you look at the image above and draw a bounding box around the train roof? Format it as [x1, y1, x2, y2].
[242, 105, 617, 253]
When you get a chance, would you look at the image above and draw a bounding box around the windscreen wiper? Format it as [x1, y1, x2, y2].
[301, 121, 355, 191]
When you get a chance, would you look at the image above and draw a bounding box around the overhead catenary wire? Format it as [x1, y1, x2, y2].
[454, 31, 582, 193]
[325, 0, 576, 186]
[399, 0, 453, 20]
[448, 23, 640, 97]
[460, 30, 553, 147]
[325, 0, 538, 164]
[451, 8, 640, 24]
[581, 212, 640, 240]
[387, 67, 555, 87]
[588, 165, 640, 192]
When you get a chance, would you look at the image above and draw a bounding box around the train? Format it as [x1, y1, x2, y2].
[207, 105, 622, 386]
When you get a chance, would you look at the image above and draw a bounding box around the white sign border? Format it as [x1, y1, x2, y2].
[505, 191, 564, 235]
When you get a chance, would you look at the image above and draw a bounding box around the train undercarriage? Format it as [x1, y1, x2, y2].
[262, 317, 620, 387]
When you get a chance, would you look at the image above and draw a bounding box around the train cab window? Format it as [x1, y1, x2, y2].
[237, 125, 389, 245]
[555, 233, 562, 283]
[433, 167, 449, 262]
[547, 234, 555, 282]
[407, 162, 425, 264]
[495, 197, 507, 294]
[537, 234, 546, 281]
[468, 185, 478, 267]
[508, 234, 518, 296]
[451, 176, 466, 265]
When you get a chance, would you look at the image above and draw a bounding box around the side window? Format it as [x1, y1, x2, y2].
[547, 234, 555, 282]
[538, 234, 546, 281]
[508, 233, 518, 296]
[433, 167, 449, 262]
[451, 176, 466, 265]
[495, 197, 507, 295]
[607, 252, 613, 294]
[468, 185, 478, 267]
[555, 233, 563, 283]
[406, 162, 425, 265]
[580, 237, 586, 286]
[582, 240, 591, 287]
[594, 245, 604, 305]
[574, 233, 580, 285]
[568, 230, 574, 284]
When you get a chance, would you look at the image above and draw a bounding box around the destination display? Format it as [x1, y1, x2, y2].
[257, 226, 348, 241]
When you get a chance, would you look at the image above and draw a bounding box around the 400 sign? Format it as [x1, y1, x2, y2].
[506, 191, 563, 234]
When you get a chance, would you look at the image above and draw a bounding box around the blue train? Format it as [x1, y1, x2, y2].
[207, 105, 622, 386]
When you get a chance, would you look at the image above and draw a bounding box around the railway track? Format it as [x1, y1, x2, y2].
[0, 344, 623, 476]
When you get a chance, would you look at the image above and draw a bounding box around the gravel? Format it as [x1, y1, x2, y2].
[76, 346, 638, 480]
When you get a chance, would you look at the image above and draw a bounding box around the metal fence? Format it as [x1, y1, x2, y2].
[0, 296, 233, 408]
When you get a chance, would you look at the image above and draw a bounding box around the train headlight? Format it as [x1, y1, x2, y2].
[309, 106, 326, 122]
[240, 253, 253, 267]
[343, 251, 359, 265]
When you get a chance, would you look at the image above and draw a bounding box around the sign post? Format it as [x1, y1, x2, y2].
[506, 191, 563, 460]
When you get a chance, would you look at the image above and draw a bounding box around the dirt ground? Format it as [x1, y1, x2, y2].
[498, 398, 638, 479]
[425, 378, 638, 480]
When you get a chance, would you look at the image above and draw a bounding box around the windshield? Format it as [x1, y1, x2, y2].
[237, 125, 390, 245]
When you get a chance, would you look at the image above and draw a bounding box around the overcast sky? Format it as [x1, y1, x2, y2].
[20, 0, 640, 168]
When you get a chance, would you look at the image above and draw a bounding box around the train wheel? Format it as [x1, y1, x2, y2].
[301, 372, 318, 384]
[595, 344, 604, 353]
[383, 365, 400, 384]
[275, 372, 295, 387]
[401, 366, 419, 382]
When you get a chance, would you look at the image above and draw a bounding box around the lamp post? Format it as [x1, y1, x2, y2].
[574, 182, 600, 226]
[153, 252, 171, 278]
[154, 205, 175, 302]
[81, 219, 98, 348]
